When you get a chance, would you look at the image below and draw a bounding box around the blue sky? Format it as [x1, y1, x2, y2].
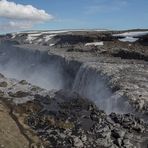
[0, 0, 148, 32]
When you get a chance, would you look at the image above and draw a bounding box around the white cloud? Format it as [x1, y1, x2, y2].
[0, 0, 53, 21]
[0, 0, 54, 31]
[0, 21, 34, 30]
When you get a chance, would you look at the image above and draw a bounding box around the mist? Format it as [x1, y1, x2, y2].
[73, 64, 132, 114]
[0, 44, 132, 114]
[0, 44, 71, 90]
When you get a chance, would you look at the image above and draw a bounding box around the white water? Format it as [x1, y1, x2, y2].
[0, 45, 71, 90]
[73, 64, 132, 113]
[0, 44, 132, 113]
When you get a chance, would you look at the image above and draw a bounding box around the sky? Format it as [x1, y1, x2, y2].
[0, 0, 148, 33]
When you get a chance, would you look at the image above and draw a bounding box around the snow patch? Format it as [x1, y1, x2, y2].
[119, 37, 139, 42]
[113, 31, 148, 43]
[44, 34, 56, 42]
[11, 34, 16, 39]
[49, 43, 55, 47]
[95, 29, 108, 32]
[26, 33, 42, 43]
[36, 38, 43, 43]
[113, 31, 148, 37]
[85, 42, 104, 46]
[41, 30, 69, 34]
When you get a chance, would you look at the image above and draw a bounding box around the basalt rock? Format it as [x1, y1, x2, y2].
[0, 30, 148, 148]
[0, 74, 147, 147]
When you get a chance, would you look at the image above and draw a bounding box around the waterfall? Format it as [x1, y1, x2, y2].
[0, 44, 132, 113]
[73, 64, 132, 113]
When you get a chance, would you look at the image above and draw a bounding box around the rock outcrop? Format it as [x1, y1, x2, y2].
[0, 29, 148, 147]
[0, 74, 147, 147]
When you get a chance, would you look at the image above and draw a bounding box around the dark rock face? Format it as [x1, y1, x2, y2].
[0, 72, 147, 147]
[138, 34, 148, 46]
[112, 49, 148, 61]
[16, 90, 148, 148]
[54, 33, 116, 46]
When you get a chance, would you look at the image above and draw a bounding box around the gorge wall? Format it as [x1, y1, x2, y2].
[0, 43, 132, 114]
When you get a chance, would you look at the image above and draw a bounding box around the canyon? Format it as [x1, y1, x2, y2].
[0, 29, 148, 148]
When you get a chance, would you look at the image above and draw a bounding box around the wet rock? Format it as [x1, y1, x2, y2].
[0, 81, 8, 87]
[0, 62, 147, 148]
[0, 90, 4, 96]
[112, 49, 148, 61]
[31, 86, 41, 91]
[73, 137, 83, 148]
[8, 91, 30, 98]
[80, 134, 87, 142]
[123, 139, 131, 145]
[19, 80, 28, 85]
[96, 137, 112, 147]
[114, 138, 122, 147]
[110, 113, 146, 133]
[0, 73, 5, 78]
[7, 90, 147, 147]
[112, 129, 125, 138]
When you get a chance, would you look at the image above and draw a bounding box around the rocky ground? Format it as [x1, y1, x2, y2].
[46, 30, 148, 115]
[0, 29, 148, 147]
[0, 73, 148, 148]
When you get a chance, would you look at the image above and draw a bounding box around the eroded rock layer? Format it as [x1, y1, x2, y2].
[0, 73, 148, 148]
[0, 29, 148, 148]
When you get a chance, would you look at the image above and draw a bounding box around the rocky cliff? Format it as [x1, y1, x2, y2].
[0, 29, 148, 148]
